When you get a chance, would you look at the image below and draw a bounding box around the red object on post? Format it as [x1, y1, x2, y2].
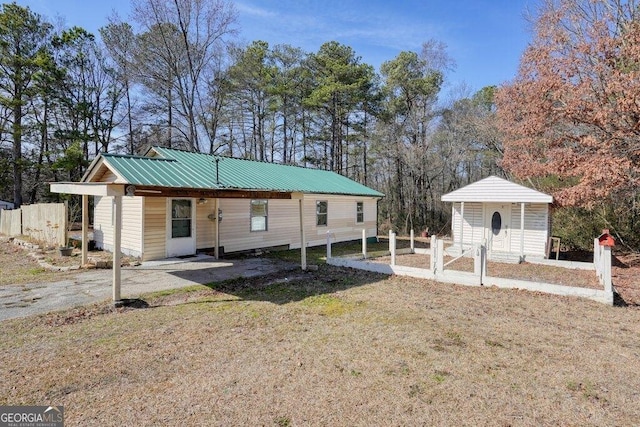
[598, 229, 615, 247]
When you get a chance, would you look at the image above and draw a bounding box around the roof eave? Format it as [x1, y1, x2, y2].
[441, 196, 553, 203]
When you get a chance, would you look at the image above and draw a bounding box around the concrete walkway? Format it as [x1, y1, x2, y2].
[0, 254, 298, 322]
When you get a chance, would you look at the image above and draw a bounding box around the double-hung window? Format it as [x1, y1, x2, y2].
[250, 200, 268, 232]
[316, 201, 328, 226]
[356, 202, 364, 223]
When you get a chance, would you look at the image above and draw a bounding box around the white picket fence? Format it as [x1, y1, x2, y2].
[0, 203, 67, 247]
[326, 230, 614, 305]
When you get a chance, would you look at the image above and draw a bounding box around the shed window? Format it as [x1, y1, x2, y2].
[171, 199, 192, 238]
[491, 211, 502, 236]
[250, 200, 268, 232]
[356, 202, 364, 223]
[316, 201, 328, 226]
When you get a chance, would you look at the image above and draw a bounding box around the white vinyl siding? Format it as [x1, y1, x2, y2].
[93, 195, 143, 258]
[143, 197, 166, 260]
[510, 203, 549, 257]
[218, 199, 298, 253]
[451, 202, 484, 249]
[195, 200, 216, 250]
[451, 201, 549, 258]
[95, 194, 378, 261]
[217, 196, 378, 254]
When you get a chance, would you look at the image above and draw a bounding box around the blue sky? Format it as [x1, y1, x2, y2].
[15, 0, 535, 93]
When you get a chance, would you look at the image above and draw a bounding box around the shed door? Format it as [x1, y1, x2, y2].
[486, 204, 510, 252]
[167, 198, 196, 257]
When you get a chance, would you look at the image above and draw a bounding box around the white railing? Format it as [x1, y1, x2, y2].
[327, 230, 614, 305]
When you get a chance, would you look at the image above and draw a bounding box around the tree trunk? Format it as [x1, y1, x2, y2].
[12, 100, 23, 207]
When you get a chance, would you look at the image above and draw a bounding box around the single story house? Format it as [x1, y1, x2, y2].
[0, 200, 14, 210]
[441, 176, 553, 261]
[53, 146, 383, 262]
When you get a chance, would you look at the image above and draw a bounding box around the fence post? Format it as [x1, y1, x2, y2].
[388, 230, 393, 252]
[410, 229, 415, 253]
[436, 238, 444, 274]
[593, 238, 600, 273]
[482, 241, 487, 278]
[362, 229, 367, 259]
[390, 232, 396, 266]
[430, 235, 437, 271]
[326, 231, 332, 259]
[603, 246, 612, 293]
[474, 244, 482, 285]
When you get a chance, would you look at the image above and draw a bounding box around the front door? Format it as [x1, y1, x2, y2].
[486, 204, 510, 252]
[167, 198, 196, 257]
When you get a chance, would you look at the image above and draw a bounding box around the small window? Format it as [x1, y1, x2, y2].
[250, 200, 268, 232]
[172, 199, 192, 238]
[316, 200, 328, 227]
[491, 211, 502, 236]
[356, 201, 364, 223]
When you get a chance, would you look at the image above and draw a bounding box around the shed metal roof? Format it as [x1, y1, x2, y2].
[90, 147, 383, 197]
[441, 176, 552, 203]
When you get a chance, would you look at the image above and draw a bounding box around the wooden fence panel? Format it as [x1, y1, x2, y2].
[21, 203, 67, 247]
[0, 209, 22, 236]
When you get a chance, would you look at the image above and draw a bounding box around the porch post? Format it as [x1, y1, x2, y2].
[299, 198, 307, 270]
[520, 202, 525, 260]
[81, 194, 88, 266]
[113, 195, 122, 304]
[459, 202, 465, 251]
[214, 198, 219, 259]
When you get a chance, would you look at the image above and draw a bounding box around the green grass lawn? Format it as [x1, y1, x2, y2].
[2, 260, 639, 426]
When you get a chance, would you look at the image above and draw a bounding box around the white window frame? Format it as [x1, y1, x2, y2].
[316, 200, 328, 227]
[250, 199, 268, 232]
[356, 201, 364, 224]
[171, 199, 193, 238]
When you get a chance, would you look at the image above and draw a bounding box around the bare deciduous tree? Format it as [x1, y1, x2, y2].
[131, 0, 237, 151]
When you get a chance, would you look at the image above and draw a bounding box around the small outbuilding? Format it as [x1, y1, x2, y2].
[441, 176, 553, 261]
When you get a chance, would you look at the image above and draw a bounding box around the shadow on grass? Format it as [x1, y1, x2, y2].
[151, 240, 415, 306]
[115, 298, 150, 309]
[197, 240, 404, 304]
[203, 264, 386, 305]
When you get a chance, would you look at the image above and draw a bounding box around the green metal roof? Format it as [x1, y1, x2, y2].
[94, 147, 384, 197]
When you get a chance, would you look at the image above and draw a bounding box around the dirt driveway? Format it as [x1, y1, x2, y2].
[0, 254, 299, 321]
